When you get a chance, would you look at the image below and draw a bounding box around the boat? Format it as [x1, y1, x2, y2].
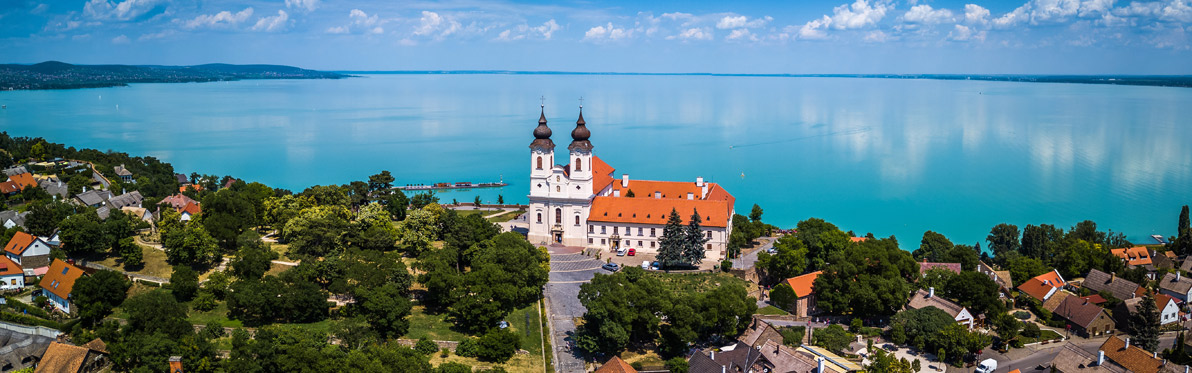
[396, 181, 508, 191]
[1153, 234, 1168, 244]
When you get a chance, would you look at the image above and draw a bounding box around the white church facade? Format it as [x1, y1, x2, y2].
[526, 104, 735, 259]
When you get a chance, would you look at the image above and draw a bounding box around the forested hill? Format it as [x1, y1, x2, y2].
[0, 61, 348, 90]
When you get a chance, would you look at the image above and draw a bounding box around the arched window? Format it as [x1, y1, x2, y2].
[536, 213, 542, 223]
[536, 156, 543, 170]
[575, 158, 582, 171]
[555, 208, 562, 223]
[575, 216, 580, 225]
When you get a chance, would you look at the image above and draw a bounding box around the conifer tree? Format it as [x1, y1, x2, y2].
[682, 209, 709, 266]
[1175, 205, 1191, 255]
[657, 208, 686, 268]
[1131, 294, 1161, 352]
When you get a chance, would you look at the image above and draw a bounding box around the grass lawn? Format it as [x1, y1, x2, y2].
[429, 353, 541, 373]
[270, 243, 293, 261]
[620, 350, 665, 368]
[648, 271, 750, 294]
[506, 303, 544, 358]
[757, 305, 790, 316]
[403, 305, 469, 341]
[1021, 329, 1064, 344]
[94, 244, 173, 279]
[455, 210, 484, 218]
[186, 300, 244, 328]
[265, 262, 293, 276]
[487, 210, 525, 223]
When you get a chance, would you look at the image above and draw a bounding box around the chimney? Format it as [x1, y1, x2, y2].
[83, 186, 87, 192]
[701, 184, 708, 199]
[711, 350, 714, 360]
[1179, 272, 1183, 282]
[929, 287, 935, 298]
[818, 357, 825, 373]
[721, 365, 726, 373]
[696, 176, 704, 187]
[622, 174, 629, 188]
[1126, 338, 1131, 349]
[613, 190, 620, 197]
[654, 191, 661, 199]
[169, 356, 183, 373]
[687, 192, 694, 200]
[1098, 350, 1106, 366]
[1111, 273, 1116, 282]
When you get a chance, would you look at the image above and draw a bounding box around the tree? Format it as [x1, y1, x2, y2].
[72, 270, 131, 325]
[409, 192, 438, 209]
[813, 324, 854, 353]
[1174, 206, 1192, 255]
[1022, 224, 1063, 262]
[665, 357, 690, 373]
[162, 222, 220, 265]
[474, 195, 482, 206]
[352, 282, 413, 338]
[123, 290, 194, 339]
[59, 211, 109, 256]
[575, 268, 669, 355]
[230, 232, 278, 280]
[867, 349, 913, 373]
[987, 223, 1021, 265]
[116, 237, 143, 267]
[750, 204, 764, 222]
[283, 205, 351, 258]
[770, 283, 798, 311]
[368, 170, 395, 194]
[201, 189, 257, 250]
[395, 207, 441, 256]
[991, 312, 1021, 342]
[1007, 256, 1048, 286]
[657, 209, 686, 268]
[919, 267, 956, 292]
[797, 218, 853, 271]
[385, 191, 409, 221]
[943, 271, 1003, 315]
[1131, 294, 1161, 352]
[448, 233, 549, 332]
[814, 237, 917, 318]
[171, 265, 200, 301]
[780, 326, 806, 347]
[681, 209, 709, 267]
[476, 328, 521, 363]
[415, 337, 439, 354]
[436, 362, 472, 373]
[913, 231, 954, 262]
[497, 195, 504, 204]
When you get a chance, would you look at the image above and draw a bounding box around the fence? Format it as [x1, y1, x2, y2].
[0, 320, 61, 338]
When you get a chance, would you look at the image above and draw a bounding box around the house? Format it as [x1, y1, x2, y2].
[1, 210, 30, 229]
[4, 231, 53, 269]
[1053, 296, 1116, 337]
[797, 345, 863, 372]
[0, 256, 24, 290]
[1082, 269, 1141, 301]
[168, 356, 183, 373]
[1018, 269, 1067, 302]
[1048, 344, 1127, 372]
[34, 340, 109, 373]
[850, 236, 868, 243]
[688, 341, 825, 373]
[1112, 247, 1152, 267]
[159, 193, 199, 212]
[1079, 294, 1108, 305]
[1158, 272, 1192, 302]
[918, 262, 962, 276]
[1181, 258, 1192, 274]
[739, 316, 785, 347]
[1042, 291, 1073, 312]
[781, 271, 823, 318]
[175, 173, 190, 185]
[3, 166, 28, 177]
[0, 173, 38, 195]
[72, 190, 112, 208]
[1116, 294, 1180, 330]
[180, 202, 201, 221]
[113, 164, 132, 182]
[0, 323, 57, 372]
[756, 339, 819, 373]
[906, 288, 975, 328]
[1099, 336, 1185, 373]
[120, 207, 153, 222]
[38, 259, 85, 314]
[595, 356, 637, 373]
[38, 177, 69, 199]
[106, 191, 143, 209]
[1150, 249, 1176, 270]
[688, 341, 765, 373]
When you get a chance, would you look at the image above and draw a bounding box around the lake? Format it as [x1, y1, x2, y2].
[2, 73, 1189, 248]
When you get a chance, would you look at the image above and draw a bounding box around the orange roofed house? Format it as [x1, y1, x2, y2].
[1018, 269, 1068, 302]
[526, 106, 735, 258]
[1112, 247, 1153, 267]
[39, 259, 86, 314]
[780, 271, 824, 318]
[5, 231, 54, 269]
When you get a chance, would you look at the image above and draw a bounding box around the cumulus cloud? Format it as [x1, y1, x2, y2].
[325, 9, 385, 34]
[284, 0, 319, 13]
[495, 19, 561, 41]
[864, 30, 890, 41]
[583, 22, 633, 41]
[993, 0, 1121, 27]
[252, 10, 288, 32]
[413, 11, 461, 38]
[798, 15, 834, 39]
[111, 34, 129, 44]
[1114, 0, 1192, 23]
[903, 4, 955, 24]
[726, 28, 758, 41]
[83, 0, 160, 21]
[667, 27, 712, 40]
[795, 0, 891, 39]
[964, 4, 992, 24]
[716, 14, 772, 29]
[183, 8, 253, 29]
[949, 24, 987, 40]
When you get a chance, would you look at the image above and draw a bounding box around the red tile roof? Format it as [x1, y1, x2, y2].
[595, 356, 638, 373]
[1079, 294, 1108, 304]
[35, 342, 90, 373]
[850, 236, 868, 243]
[589, 195, 732, 228]
[39, 259, 85, 300]
[1111, 247, 1153, 266]
[1100, 336, 1171, 373]
[0, 181, 21, 194]
[919, 262, 962, 275]
[0, 255, 22, 276]
[181, 201, 202, 216]
[159, 193, 199, 211]
[1017, 270, 1066, 301]
[784, 271, 823, 298]
[591, 157, 615, 194]
[8, 173, 37, 188]
[3, 231, 37, 256]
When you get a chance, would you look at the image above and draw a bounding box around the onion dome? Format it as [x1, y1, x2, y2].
[568, 107, 593, 152]
[530, 105, 555, 150]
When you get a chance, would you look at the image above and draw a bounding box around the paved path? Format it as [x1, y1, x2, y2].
[544, 245, 607, 373]
[732, 237, 777, 270]
[973, 333, 1182, 372]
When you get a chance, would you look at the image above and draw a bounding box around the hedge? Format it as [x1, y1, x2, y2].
[0, 310, 63, 330]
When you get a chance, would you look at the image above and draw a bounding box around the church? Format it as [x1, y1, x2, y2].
[527, 103, 735, 259]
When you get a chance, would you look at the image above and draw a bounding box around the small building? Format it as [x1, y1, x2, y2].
[1111, 247, 1152, 267]
[106, 191, 143, 209]
[1158, 272, 1192, 302]
[688, 340, 825, 373]
[1099, 336, 1185, 373]
[594, 356, 637, 373]
[0, 256, 24, 290]
[38, 259, 85, 314]
[0, 173, 38, 195]
[978, 261, 1014, 293]
[1048, 344, 1127, 372]
[113, 164, 133, 182]
[4, 231, 53, 269]
[2, 166, 29, 177]
[1082, 269, 1141, 301]
[1018, 269, 1067, 302]
[918, 262, 962, 276]
[1053, 296, 1115, 337]
[0, 322, 57, 372]
[72, 190, 112, 208]
[120, 207, 153, 222]
[180, 202, 201, 221]
[1116, 294, 1180, 330]
[906, 288, 975, 328]
[175, 173, 190, 185]
[781, 271, 823, 318]
[0, 210, 30, 230]
[1042, 291, 1073, 313]
[34, 340, 109, 373]
[38, 177, 69, 199]
[739, 316, 784, 348]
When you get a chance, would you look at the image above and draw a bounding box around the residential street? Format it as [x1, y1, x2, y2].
[544, 245, 606, 373]
[970, 334, 1183, 372]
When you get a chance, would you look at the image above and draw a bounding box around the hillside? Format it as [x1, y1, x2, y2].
[0, 61, 347, 90]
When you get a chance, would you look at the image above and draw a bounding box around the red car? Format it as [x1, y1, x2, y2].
[627, 248, 636, 256]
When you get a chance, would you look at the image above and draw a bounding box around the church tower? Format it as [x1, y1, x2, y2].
[567, 105, 593, 197]
[529, 103, 554, 196]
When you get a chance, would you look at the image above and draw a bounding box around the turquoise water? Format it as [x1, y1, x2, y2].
[2, 74, 1190, 248]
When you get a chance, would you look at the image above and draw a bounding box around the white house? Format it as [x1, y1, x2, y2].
[0, 256, 23, 290]
[1159, 272, 1192, 302]
[907, 288, 975, 328]
[3, 231, 53, 269]
[39, 259, 85, 314]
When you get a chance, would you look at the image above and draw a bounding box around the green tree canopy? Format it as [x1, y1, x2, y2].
[756, 235, 809, 285]
[72, 269, 131, 325]
[814, 236, 916, 318]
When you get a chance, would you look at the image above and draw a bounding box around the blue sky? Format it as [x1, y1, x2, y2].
[2, 0, 1190, 73]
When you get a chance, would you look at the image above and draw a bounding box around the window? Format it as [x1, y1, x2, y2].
[537, 213, 542, 223]
[650, 242, 655, 248]
[650, 228, 656, 237]
[588, 238, 593, 244]
[536, 156, 543, 170]
[575, 216, 580, 225]
[555, 208, 562, 223]
[601, 239, 606, 244]
[613, 227, 618, 234]
[706, 231, 712, 239]
[589, 225, 594, 233]
[601, 226, 606, 234]
[575, 158, 582, 171]
[637, 228, 643, 236]
[707, 244, 712, 250]
[556, 186, 561, 192]
[62, 268, 69, 275]
[637, 241, 642, 246]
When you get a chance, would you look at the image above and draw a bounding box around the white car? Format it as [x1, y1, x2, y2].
[641, 261, 650, 270]
[975, 359, 997, 373]
[616, 247, 627, 256]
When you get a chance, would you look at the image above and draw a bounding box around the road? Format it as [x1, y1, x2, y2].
[978, 334, 1182, 372]
[543, 245, 607, 373]
[731, 237, 776, 270]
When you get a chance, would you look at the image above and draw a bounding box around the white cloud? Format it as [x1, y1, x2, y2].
[413, 11, 461, 38]
[903, 4, 955, 24]
[667, 27, 712, 40]
[949, 24, 988, 40]
[326, 9, 386, 35]
[31, 4, 49, 15]
[798, 15, 833, 39]
[964, 4, 992, 24]
[83, 0, 160, 21]
[138, 29, 175, 40]
[864, 30, 890, 41]
[829, 0, 893, 29]
[715, 15, 772, 29]
[495, 19, 560, 41]
[350, 9, 378, 27]
[284, 0, 319, 13]
[994, 0, 1123, 27]
[583, 22, 632, 41]
[534, 19, 561, 39]
[726, 28, 758, 41]
[183, 8, 253, 29]
[252, 10, 288, 32]
[111, 34, 129, 44]
[661, 12, 694, 21]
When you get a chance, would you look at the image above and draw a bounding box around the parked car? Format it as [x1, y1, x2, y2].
[975, 359, 997, 373]
[651, 261, 660, 270]
[641, 261, 650, 270]
[616, 247, 627, 256]
[766, 247, 777, 254]
[627, 248, 636, 256]
[601, 263, 620, 272]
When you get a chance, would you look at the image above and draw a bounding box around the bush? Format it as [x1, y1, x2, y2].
[850, 318, 864, 332]
[476, 328, 521, 363]
[435, 362, 471, 373]
[720, 260, 732, 272]
[0, 311, 63, 330]
[1013, 311, 1031, 320]
[441, 348, 450, 358]
[415, 337, 439, 355]
[770, 283, 797, 311]
[1010, 338, 1025, 348]
[192, 290, 217, 311]
[455, 338, 478, 357]
[780, 326, 805, 347]
[1021, 322, 1041, 338]
[631, 361, 644, 370]
[171, 266, 199, 301]
[666, 357, 690, 373]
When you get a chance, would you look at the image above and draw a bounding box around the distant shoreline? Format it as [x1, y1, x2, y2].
[0, 61, 348, 91]
[340, 70, 1192, 88]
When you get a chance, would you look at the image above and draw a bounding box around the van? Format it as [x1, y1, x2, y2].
[975, 359, 997, 373]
